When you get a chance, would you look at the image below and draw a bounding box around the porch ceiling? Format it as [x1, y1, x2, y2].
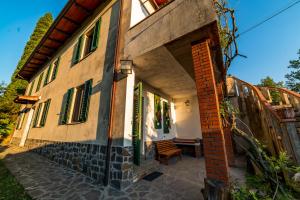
[133, 46, 196, 99]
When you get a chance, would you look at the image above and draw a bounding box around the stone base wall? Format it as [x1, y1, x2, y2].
[10, 137, 133, 190]
[144, 141, 156, 160]
[110, 146, 133, 189]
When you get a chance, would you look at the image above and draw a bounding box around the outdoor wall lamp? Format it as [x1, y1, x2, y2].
[114, 60, 134, 81]
[120, 60, 133, 74]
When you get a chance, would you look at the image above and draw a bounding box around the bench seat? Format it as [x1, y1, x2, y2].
[156, 140, 182, 165]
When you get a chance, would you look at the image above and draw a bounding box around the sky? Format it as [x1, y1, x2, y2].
[0, 0, 67, 84]
[0, 0, 300, 85]
[228, 0, 300, 84]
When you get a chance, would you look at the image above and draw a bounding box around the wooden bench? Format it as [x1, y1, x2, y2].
[173, 138, 202, 158]
[156, 140, 182, 165]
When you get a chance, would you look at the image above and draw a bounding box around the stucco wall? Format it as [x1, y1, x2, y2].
[174, 96, 202, 139]
[125, 0, 217, 59]
[13, 1, 118, 145]
[142, 86, 177, 142]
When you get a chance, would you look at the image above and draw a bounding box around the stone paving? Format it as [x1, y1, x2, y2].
[0, 146, 244, 200]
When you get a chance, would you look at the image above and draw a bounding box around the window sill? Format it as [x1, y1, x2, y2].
[32, 126, 43, 128]
[63, 121, 87, 126]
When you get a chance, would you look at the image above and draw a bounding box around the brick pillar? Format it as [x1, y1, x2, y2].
[192, 40, 229, 185]
[218, 82, 235, 167]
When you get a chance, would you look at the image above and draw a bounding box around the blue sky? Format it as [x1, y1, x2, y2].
[0, 0, 67, 84]
[0, 0, 300, 85]
[228, 0, 300, 84]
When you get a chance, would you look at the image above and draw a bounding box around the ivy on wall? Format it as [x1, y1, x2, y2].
[154, 94, 162, 129]
[163, 102, 170, 133]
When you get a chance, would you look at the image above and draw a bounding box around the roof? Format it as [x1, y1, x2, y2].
[18, 0, 107, 81]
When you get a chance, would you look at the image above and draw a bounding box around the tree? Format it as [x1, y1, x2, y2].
[0, 13, 53, 138]
[0, 82, 6, 96]
[258, 76, 284, 104]
[285, 50, 300, 93]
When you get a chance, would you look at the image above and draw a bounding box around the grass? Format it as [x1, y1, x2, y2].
[0, 159, 32, 200]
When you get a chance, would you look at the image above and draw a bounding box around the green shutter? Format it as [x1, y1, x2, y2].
[72, 35, 83, 64]
[44, 64, 52, 86]
[163, 102, 170, 133]
[132, 82, 143, 166]
[79, 79, 93, 122]
[154, 94, 162, 129]
[51, 57, 60, 81]
[61, 88, 74, 124]
[91, 18, 102, 51]
[40, 99, 51, 127]
[33, 103, 42, 127]
[36, 72, 44, 92]
[28, 80, 35, 95]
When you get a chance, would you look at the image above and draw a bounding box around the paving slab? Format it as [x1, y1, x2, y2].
[0, 145, 209, 200]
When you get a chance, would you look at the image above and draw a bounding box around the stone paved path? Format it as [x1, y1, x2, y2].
[0, 146, 206, 200]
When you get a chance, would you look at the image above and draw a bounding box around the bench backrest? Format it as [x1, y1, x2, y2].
[156, 140, 178, 153]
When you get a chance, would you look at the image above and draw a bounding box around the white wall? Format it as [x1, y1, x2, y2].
[123, 72, 135, 146]
[142, 90, 177, 143]
[174, 96, 202, 139]
[130, 0, 152, 27]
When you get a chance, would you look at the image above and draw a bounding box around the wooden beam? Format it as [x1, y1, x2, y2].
[31, 57, 46, 62]
[74, 2, 92, 15]
[63, 16, 80, 26]
[28, 62, 40, 66]
[48, 37, 64, 44]
[54, 27, 72, 36]
[41, 44, 57, 51]
[36, 51, 51, 57]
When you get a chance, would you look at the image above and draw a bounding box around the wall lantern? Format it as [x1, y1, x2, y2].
[114, 60, 134, 81]
[120, 60, 133, 74]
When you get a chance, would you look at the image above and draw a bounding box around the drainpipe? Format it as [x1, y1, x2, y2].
[104, 0, 123, 186]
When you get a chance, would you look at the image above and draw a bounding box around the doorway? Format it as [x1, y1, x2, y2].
[19, 108, 34, 147]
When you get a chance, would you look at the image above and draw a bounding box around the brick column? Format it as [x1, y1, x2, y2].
[192, 40, 229, 185]
[218, 82, 235, 166]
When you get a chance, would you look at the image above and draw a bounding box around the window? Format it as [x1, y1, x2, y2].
[51, 57, 60, 81]
[83, 28, 94, 57]
[35, 72, 44, 92]
[60, 79, 93, 124]
[16, 111, 26, 130]
[32, 103, 42, 128]
[72, 18, 101, 64]
[44, 64, 52, 86]
[32, 99, 51, 128]
[72, 84, 85, 122]
[44, 57, 61, 86]
[28, 80, 35, 95]
[40, 99, 51, 127]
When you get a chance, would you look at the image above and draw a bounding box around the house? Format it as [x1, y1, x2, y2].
[12, 0, 232, 190]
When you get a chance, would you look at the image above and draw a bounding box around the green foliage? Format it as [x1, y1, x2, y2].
[220, 98, 239, 118]
[231, 185, 263, 200]
[258, 76, 284, 105]
[285, 49, 300, 93]
[0, 159, 32, 200]
[231, 127, 300, 200]
[0, 13, 53, 138]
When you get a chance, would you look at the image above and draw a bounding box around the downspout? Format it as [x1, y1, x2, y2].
[104, 0, 123, 186]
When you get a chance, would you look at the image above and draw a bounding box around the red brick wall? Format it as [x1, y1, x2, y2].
[218, 82, 234, 166]
[192, 40, 229, 185]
